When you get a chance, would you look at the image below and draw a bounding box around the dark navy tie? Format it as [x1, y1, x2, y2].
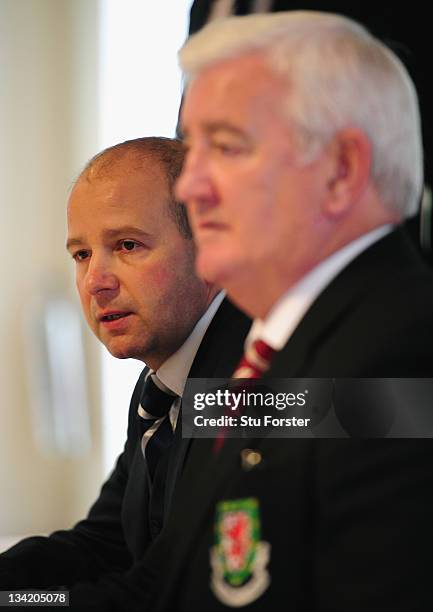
[139, 374, 177, 480]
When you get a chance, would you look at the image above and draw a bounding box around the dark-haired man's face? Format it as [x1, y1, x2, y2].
[67, 160, 212, 369]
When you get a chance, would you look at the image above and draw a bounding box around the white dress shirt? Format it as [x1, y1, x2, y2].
[138, 291, 225, 431]
[246, 226, 393, 351]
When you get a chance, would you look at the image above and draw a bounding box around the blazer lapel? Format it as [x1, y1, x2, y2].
[269, 228, 420, 377]
[164, 299, 251, 519]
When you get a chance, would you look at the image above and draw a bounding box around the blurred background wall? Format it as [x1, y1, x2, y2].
[0, 0, 190, 547]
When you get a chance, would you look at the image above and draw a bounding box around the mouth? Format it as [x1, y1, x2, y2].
[197, 220, 228, 233]
[98, 311, 133, 327]
[101, 312, 130, 322]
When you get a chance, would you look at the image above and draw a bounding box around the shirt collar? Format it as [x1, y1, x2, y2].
[247, 225, 393, 351]
[154, 291, 225, 396]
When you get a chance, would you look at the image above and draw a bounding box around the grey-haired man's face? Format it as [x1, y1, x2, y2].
[176, 52, 333, 295]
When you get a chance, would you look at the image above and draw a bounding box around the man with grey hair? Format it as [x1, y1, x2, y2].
[143, 11, 433, 611]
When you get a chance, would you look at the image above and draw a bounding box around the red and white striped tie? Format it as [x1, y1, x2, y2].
[214, 339, 275, 454]
[232, 339, 275, 379]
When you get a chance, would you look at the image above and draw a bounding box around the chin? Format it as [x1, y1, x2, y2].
[196, 248, 230, 284]
[199, 246, 248, 290]
[197, 256, 224, 285]
[104, 340, 140, 361]
[106, 347, 134, 360]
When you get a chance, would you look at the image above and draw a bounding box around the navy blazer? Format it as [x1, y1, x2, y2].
[146, 229, 433, 612]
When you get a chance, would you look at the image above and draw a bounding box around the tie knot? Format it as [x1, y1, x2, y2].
[140, 375, 176, 419]
[233, 338, 275, 379]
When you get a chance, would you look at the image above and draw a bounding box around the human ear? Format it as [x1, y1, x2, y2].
[323, 128, 372, 218]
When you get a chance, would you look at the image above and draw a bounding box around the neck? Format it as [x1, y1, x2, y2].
[226, 219, 397, 320]
[225, 265, 301, 320]
[204, 284, 221, 309]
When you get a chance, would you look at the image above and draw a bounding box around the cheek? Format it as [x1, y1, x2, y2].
[75, 276, 95, 325]
[75, 269, 88, 298]
[151, 269, 174, 298]
[249, 163, 296, 225]
[134, 243, 200, 312]
[233, 164, 280, 219]
[137, 262, 180, 306]
[76, 280, 88, 309]
[236, 191, 275, 241]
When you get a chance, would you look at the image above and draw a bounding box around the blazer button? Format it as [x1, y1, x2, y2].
[240, 448, 262, 471]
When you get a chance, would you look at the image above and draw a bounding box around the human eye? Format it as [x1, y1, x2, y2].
[212, 139, 247, 157]
[118, 239, 141, 253]
[72, 249, 90, 262]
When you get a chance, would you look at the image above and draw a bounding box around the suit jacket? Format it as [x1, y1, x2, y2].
[145, 228, 433, 611]
[0, 299, 251, 609]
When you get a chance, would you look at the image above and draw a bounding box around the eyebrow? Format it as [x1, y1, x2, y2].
[66, 226, 153, 251]
[207, 122, 249, 137]
[183, 121, 249, 141]
[66, 237, 84, 251]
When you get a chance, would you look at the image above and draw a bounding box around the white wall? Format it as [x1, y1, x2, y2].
[0, 0, 102, 537]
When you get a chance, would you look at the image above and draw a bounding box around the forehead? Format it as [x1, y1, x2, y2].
[181, 52, 287, 134]
[67, 160, 175, 235]
[70, 159, 169, 211]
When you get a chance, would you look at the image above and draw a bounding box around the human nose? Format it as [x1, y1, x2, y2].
[84, 254, 119, 296]
[175, 145, 215, 207]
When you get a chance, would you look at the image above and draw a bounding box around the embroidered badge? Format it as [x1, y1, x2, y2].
[210, 497, 271, 607]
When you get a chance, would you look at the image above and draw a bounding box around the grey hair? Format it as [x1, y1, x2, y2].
[80, 136, 192, 239]
[179, 11, 423, 218]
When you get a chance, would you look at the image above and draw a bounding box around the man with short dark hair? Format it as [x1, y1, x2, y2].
[0, 136, 250, 608]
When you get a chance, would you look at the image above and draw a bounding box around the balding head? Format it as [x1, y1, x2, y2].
[78, 136, 191, 239]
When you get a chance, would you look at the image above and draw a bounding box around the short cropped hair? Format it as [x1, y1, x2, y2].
[179, 11, 423, 218]
[80, 136, 191, 238]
